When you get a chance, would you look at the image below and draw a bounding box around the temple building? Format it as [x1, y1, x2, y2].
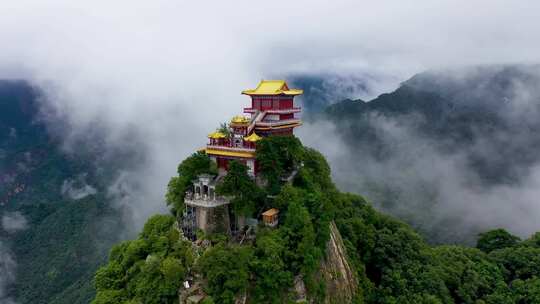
[182, 80, 303, 239]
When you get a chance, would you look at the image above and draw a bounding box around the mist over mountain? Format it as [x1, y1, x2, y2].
[300, 65, 540, 244]
[3, 63, 540, 303]
[0, 81, 131, 303]
[288, 72, 401, 113]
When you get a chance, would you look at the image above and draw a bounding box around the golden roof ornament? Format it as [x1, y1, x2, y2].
[244, 132, 262, 142]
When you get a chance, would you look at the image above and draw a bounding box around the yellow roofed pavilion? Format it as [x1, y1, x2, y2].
[242, 80, 303, 96]
[208, 131, 226, 139]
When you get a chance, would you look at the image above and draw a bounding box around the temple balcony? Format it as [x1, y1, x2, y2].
[184, 192, 230, 208]
[255, 118, 302, 127]
[243, 107, 301, 114]
[205, 143, 256, 153]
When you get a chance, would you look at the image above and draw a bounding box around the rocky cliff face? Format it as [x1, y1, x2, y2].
[318, 221, 358, 304]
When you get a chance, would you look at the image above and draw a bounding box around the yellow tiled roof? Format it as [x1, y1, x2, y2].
[208, 131, 226, 139]
[205, 148, 255, 158]
[242, 80, 303, 96]
[231, 115, 250, 124]
[244, 132, 262, 142]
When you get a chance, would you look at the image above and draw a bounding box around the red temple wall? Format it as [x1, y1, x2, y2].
[279, 99, 293, 109]
[251, 97, 294, 111]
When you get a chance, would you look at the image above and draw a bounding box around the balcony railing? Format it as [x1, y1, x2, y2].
[244, 107, 301, 114]
[206, 143, 256, 151]
[184, 192, 230, 207]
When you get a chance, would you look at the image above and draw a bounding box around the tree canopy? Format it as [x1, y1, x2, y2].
[476, 228, 521, 253]
[92, 214, 194, 304]
[94, 135, 540, 304]
[166, 151, 217, 213]
[215, 160, 264, 217]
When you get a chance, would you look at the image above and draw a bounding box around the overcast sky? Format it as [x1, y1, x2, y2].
[1, 0, 540, 228]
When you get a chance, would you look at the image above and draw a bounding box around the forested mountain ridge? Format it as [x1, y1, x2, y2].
[93, 135, 540, 303]
[319, 65, 540, 244]
[324, 65, 540, 183]
[0, 80, 123, 304]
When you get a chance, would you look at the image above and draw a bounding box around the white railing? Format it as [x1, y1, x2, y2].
[205, 145, 256, 153]
[184, 194, 229, 208]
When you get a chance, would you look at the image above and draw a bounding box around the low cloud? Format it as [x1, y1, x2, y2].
[299, 66, 540, 244]
[0, 241, 17, 304]
[1, 212, 28, 233]
[61, 177, 97, 200]
[8, 128, 17, 139]
[0, 212, 25, 303]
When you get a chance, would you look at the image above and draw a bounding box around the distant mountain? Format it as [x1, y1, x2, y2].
[320, 65, 540, 244]
[288, 73, 385, 114]
[0, 81, 124, 304]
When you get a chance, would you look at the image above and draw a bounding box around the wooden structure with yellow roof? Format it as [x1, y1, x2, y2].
[204, 80, 303, 176]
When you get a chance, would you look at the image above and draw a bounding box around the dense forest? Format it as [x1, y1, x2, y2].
[93, 136, 540, 303]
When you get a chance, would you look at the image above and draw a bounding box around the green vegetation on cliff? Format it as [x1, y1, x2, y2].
[93, 214, 194, 304]
[93, 135, 540, 304]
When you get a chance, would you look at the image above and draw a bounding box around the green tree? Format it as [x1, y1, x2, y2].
[94, 261, 124, 290]
[166, 152, 217, 212]
[92, 214, 192, 304]
[250, 229, 294, 303]
[489, 246, 540, 281]
[218, 122, 231, 137]
[510, 277, 540, 304]
[281, 195, 318, 275]
[92, 290, 127, 304]
[477, 229, 520, 253]
[216, 160, 264, 216]
[197, 244, 253, 304]
[256, 136, 303, 194]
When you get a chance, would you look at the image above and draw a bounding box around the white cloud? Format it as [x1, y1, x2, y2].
[8, 128, 16, 139]
[1, 212, 28, 233]
[0, 241, 17, 304]
[61, 178, 97, 200]
[1, 0, 539, 232]
[299, 110, 540, 243]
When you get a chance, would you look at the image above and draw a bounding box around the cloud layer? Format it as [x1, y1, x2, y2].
[1, 1, 540, 232]
[299, 66, 540, 244]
